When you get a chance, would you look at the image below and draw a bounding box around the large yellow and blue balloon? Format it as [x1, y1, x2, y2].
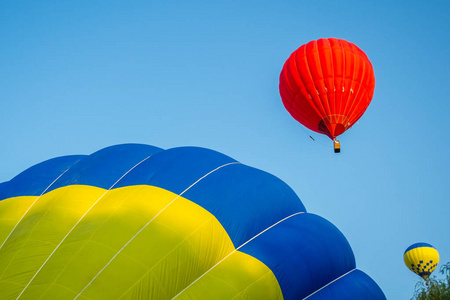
[404, 243, 439, 281]
[0, 144, 386, 299]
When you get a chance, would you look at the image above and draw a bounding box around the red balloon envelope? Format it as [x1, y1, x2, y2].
[279, 38, 375, 142]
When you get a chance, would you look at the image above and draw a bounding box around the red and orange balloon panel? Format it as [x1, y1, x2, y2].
[279, 38, 375, 145]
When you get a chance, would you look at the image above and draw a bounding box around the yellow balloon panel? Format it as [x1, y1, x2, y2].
[0, 185, 281, 299]
[174, 251, 283, 300]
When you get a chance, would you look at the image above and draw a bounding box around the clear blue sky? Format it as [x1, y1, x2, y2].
[1, 1, 449, 299]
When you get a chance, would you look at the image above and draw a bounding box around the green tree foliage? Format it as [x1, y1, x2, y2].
[412, 263, 450, 300]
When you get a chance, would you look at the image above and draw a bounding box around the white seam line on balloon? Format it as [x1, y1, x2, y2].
[115, 215, 216, 300]
[16, 155, 152, 300]
[0, 167, 73, 281]
[302, 268, 356, 300]
[0, 167, 71, 252]
[73, 161, 241, 300]
[171, 211, 305, 300]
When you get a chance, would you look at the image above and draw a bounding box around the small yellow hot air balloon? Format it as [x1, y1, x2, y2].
[404, 243, 439, 283]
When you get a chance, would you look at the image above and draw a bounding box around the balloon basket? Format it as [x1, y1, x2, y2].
[334, 140, 341, 153]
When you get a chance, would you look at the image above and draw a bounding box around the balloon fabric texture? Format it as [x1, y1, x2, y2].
[279, 38, 375, 140]
[0, 144, 386, 299]
[404, 243, 440, 280]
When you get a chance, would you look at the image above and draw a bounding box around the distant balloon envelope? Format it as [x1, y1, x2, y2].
[404, 243, 439, 280]
[0, 144, 385, 299]
[279, 38, 375, 141]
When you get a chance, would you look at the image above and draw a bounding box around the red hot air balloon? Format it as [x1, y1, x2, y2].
[279, 38, 375, 153]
